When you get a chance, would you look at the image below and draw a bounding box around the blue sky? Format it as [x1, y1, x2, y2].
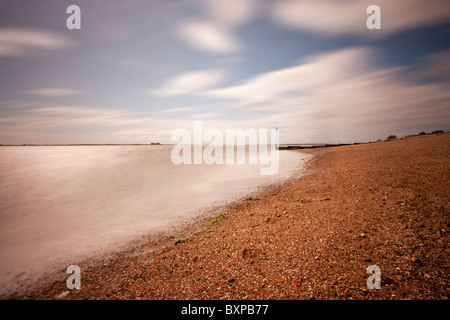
[1, 0, 449, 144]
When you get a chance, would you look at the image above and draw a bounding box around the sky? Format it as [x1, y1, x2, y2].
[0, 0, 449, 144]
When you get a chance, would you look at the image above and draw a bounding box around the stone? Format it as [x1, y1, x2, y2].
[56, 291, 70, 300]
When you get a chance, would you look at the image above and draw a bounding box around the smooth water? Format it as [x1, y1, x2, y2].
[0, 145, 309, 295]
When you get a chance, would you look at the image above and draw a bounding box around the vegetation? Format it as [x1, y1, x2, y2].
[417, 130, 445, 136]
[198, 213, 228, 234]
[210, 213, 226, 225]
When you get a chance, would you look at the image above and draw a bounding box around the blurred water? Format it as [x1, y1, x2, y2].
[0, 145, 308, 295]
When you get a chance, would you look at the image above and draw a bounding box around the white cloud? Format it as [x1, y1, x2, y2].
[33, 106, 129, 117]
[206, 47, 371, 99]
[158, 107, 194, 114]
[176, 21, 241, 54]
[150, 69, 226, 96]
[175, 0, 258, 55]
[202, 47, 450, 142]
[270, 0, 450, 37]
[0, 103, 150, 144]
[0, 28, 72, 56]
[25, 106, 143, 130]
[25, 88, 81, 97]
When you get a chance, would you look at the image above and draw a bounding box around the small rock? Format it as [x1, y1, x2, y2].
[291, 277, 302, 289]
[360, 233, 367, 238]
[411, 257, 422, 265]
[382, 277, 394, 286]
[424, 273, 432, 279]
[228, 278, 235, 283]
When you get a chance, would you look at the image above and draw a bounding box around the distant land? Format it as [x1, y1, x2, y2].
[0, 143, 166, 146]
[0, 130, 447, 147]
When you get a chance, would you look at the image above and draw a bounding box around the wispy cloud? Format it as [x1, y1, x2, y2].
[176, 21, 241, 54]
[202, 47, 450, 142]
[0, 28, 72, 56]
[0, 103, 149, 144]
[149, 69, 227, 96]
[198, 0, 258, 28]
[270, 0, 450, 37]
[25, 88, 81, 97]
[206, 47, 371, 99]
[32, 106, 129, 116]
[175, 0, 258, 55]
[158, 107, 194, 114]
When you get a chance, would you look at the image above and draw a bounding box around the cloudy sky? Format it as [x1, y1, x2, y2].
[1, 0, 449, 144]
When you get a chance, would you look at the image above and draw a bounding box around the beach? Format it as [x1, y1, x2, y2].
[14, 133, 450, 299]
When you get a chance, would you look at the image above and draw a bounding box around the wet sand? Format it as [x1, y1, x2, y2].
[14, 133, 450, 300]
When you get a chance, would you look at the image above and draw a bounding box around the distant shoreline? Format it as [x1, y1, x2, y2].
[0, 144, 170, 146]
[1, 131, 446, 148]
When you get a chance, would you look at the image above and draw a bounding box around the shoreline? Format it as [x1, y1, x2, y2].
[0, 150, 313, 299]
[8, 134, 450, 300]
